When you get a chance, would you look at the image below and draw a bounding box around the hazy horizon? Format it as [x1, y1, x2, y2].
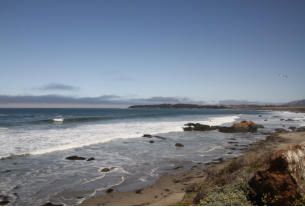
[1, 0, 305, 107]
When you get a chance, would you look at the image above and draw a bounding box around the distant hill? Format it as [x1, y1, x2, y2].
[283, 99, 305, 106]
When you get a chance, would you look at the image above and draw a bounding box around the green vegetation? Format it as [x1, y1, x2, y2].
[179, 145, 271, 206]
[200, 182, 250, 206]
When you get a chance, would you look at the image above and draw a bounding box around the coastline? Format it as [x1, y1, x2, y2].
[81, 130, 305, 206]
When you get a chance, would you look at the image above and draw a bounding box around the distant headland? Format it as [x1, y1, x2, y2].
[128, 102, 305, 112]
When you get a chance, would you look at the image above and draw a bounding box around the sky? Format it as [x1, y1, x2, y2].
[0, 0, 305, 107]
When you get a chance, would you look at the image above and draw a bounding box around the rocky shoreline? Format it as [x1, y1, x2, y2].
[79, 123, 305, 206]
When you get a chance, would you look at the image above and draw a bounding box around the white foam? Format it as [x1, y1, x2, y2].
[0, 115, 240, 158]
[53, 118, 64, 122]
[199, 115, 240, 126]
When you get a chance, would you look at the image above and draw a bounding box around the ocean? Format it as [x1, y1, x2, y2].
[0, 108, 304, 205]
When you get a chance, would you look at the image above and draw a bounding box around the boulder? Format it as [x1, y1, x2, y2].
[143, 134, 152, 138]
[175, 143, 184, 147]
[232, 120, 258, 132]
[65, 156, 86, 160]
[219, 121, 260, 133]
[149, 140, 154, 144]
[248, 143, 305, 205]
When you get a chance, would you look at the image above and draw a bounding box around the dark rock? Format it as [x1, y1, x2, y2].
[65, 156, 86, 160]
[248, 143, 305, 205]
[106, 188, 113, 193]
[218, 126, 236, 133]
[289, 126, 296, 131]
[87, 157, 95, 161]
[264, 119, 268, 121]
[0, 195, 10, 206]
[228, 141, 238, 144]
[258, 115, 262, 117]
[0, 200, 9, 205]
[275, 128, 288, 133]
[281, 119, 285, 121]
[175, 143, 184, 147]
[143, 134, 152, 138]
[149, 140, 154, 144]
[286, 119, 294, 121]
[172, 165, 183, 170]
[43, 202, 63, 206]
[1, 170, 11, 173]
[296, 126, 305, 132]
[135, 189, 143, 194]
[101, 168, 110, 172]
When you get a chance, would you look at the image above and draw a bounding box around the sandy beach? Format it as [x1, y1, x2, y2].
[81, 130, 305, 206]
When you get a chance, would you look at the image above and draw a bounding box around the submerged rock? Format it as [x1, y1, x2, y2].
[101, 168, 110, 172]
[175, 143, 184, 147]
[65, 156, 86, 160]
[286, 119, 294, 121]
[106, 188, 114, 193]
[143, 134, 152, 138]
[87, 157, 95, 161]
[289, 126, 296, 131]
[296, 126, 305, 132]
[149, 140, 154, 144]
[248, 143, 305, 205]
[275, 128, 288, 133]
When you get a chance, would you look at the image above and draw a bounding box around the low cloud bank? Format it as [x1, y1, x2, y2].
[0, 94, 206, 107]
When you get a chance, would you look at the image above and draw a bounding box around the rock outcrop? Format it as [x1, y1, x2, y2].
[183, 120, 263, 133]
[65, 156, 86, 160]
[248, 142, 305, 205]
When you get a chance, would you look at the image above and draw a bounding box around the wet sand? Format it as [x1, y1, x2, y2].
[81, 131, 305, 206]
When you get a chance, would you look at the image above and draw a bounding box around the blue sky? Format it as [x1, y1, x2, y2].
[1, 0, 305, 106]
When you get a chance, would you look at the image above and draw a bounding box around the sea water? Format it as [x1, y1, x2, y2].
[0, 108, 304, 205]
